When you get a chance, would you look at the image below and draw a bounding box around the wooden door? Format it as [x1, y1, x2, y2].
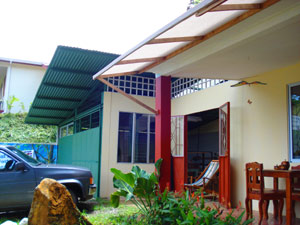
[171, 116, 187, 191]
[219, 102, 230, 207]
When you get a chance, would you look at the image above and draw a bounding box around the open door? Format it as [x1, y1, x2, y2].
[219, 102, 230, 207]
[171, 115, 187, 191]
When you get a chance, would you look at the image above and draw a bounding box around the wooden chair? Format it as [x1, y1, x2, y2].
[184, 160, 219, 195]
[245, 162, 286, 225]
[291, 165, 300, 188]
[291, 165, 300, 219]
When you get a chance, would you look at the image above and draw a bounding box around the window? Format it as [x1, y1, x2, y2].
[289, 82, 300, 162]
[59, 123, 74, 138]
[74, 111, 100, 133]
[0, 152, 15, 171]
[118, 112, 155, 163]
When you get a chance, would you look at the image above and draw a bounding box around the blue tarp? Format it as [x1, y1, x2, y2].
[0, 142, 57, 164]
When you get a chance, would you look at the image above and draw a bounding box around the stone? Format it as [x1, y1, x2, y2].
[1, 221, 17, 225]
[28, 178, 91, 225]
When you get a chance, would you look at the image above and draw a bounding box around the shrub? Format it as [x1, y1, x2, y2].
[110, 160, 254, 225]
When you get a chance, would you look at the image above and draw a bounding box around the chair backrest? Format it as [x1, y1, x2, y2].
[292, 165, 300, 170]
[192, 160, 219, 186]
[292, 165, 300, 189]
[245, 162, 264, 195]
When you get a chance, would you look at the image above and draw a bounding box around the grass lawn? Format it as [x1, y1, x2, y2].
[0, 199, 138, 225]
[84, 201, 139, 225]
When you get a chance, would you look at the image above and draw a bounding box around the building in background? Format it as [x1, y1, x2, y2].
[0, 57, 47, 113]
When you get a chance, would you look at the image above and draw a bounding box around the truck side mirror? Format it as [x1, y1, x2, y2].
[15, 162, 26, 171]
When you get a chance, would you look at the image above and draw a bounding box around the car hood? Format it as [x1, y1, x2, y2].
[35, 163, 90, 172]
[33, 163, 93, 183]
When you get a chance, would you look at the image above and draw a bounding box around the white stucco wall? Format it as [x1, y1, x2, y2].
[172, 62, 300, 214]
[3, 63, 45, 113]
[100, 62, 300, 215]
[100, 92, 156, 197]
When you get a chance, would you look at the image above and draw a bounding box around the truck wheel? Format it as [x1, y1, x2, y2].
[68, 188, 78, 205]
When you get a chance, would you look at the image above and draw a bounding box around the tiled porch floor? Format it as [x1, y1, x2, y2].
[206, 201, 300, 225]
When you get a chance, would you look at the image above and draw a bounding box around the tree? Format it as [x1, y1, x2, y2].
[187, 0, 203, 10]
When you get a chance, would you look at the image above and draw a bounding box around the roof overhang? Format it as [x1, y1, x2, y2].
[93, 0, 300, 81]
[26, 46, 119, 125]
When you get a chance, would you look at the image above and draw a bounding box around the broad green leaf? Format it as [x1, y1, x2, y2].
[110, 192, 121, 208]
[155, 158, 163, 178]
[111, 168, 135, 187]
[131, 165, 150, 179]
[149, 172, 159, 184]
[134, 177, 156, 197]
[112, 177, 134, 196]
[125, 192, 134, 201]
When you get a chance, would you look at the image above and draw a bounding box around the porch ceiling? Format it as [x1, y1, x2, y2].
[93, 0, 300, 81]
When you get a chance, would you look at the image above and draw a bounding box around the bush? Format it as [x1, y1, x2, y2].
[0, 113, 56, 143]
[110, 159, 254, 225]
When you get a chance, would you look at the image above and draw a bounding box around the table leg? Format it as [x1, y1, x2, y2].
[274, 177, 278, 190]
[273, 177, 279, 219]
[273, 200, 278, 219]
[286, 177, 292, 225]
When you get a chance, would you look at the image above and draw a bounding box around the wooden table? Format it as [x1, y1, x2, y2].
[263, 169, 300, 225]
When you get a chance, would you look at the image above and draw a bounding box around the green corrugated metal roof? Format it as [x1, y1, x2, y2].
[25, 46, 119, 125]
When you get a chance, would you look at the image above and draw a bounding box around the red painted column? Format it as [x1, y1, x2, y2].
[155, 75, 171, 191]
[184, 115, 188, 184]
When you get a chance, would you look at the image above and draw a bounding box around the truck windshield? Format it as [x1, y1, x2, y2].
[7, 146, 41, 166]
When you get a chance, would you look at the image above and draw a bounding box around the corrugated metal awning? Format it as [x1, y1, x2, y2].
[26, 46, 119, 125]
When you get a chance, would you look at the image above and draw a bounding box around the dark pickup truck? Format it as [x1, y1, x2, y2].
[0, 145, 96, 212]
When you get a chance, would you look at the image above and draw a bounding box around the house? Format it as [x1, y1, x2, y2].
[91, 0, 300, 216]
[26, 0, 300, 219]
[26, 46, 225, 198]
[0, 57, 47, 113]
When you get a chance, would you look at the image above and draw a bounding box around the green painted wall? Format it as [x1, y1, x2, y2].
[58, 127, 101, 196]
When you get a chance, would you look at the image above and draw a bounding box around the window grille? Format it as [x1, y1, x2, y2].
[172, 78, 225, 99]
[171, 116, 184, 157]
[106, 76, 155, 97]
[105, 76, 225, 99]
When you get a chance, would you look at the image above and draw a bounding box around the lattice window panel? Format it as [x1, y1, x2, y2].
[106, 76, 155, 97]
[106, 76, 226, 99]
[171, 78, 226, 99]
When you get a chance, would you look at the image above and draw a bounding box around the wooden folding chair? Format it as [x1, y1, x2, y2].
[184, 160, 219, 195]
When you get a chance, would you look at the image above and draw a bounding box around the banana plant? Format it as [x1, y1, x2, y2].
[110, 158, 162, 215]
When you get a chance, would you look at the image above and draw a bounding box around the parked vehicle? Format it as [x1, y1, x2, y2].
[0, 145, 96, 212]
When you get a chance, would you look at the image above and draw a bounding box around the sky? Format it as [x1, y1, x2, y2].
[0, 0, 189, 64]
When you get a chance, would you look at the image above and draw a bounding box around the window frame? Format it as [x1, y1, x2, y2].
[59, 122, 74, 138]
[0, 151, 16, 172]
[117, 112, 155, 164]
[288, 81, 300, 162]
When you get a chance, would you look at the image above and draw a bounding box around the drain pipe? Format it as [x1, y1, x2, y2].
[3, 60, 13, 113]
